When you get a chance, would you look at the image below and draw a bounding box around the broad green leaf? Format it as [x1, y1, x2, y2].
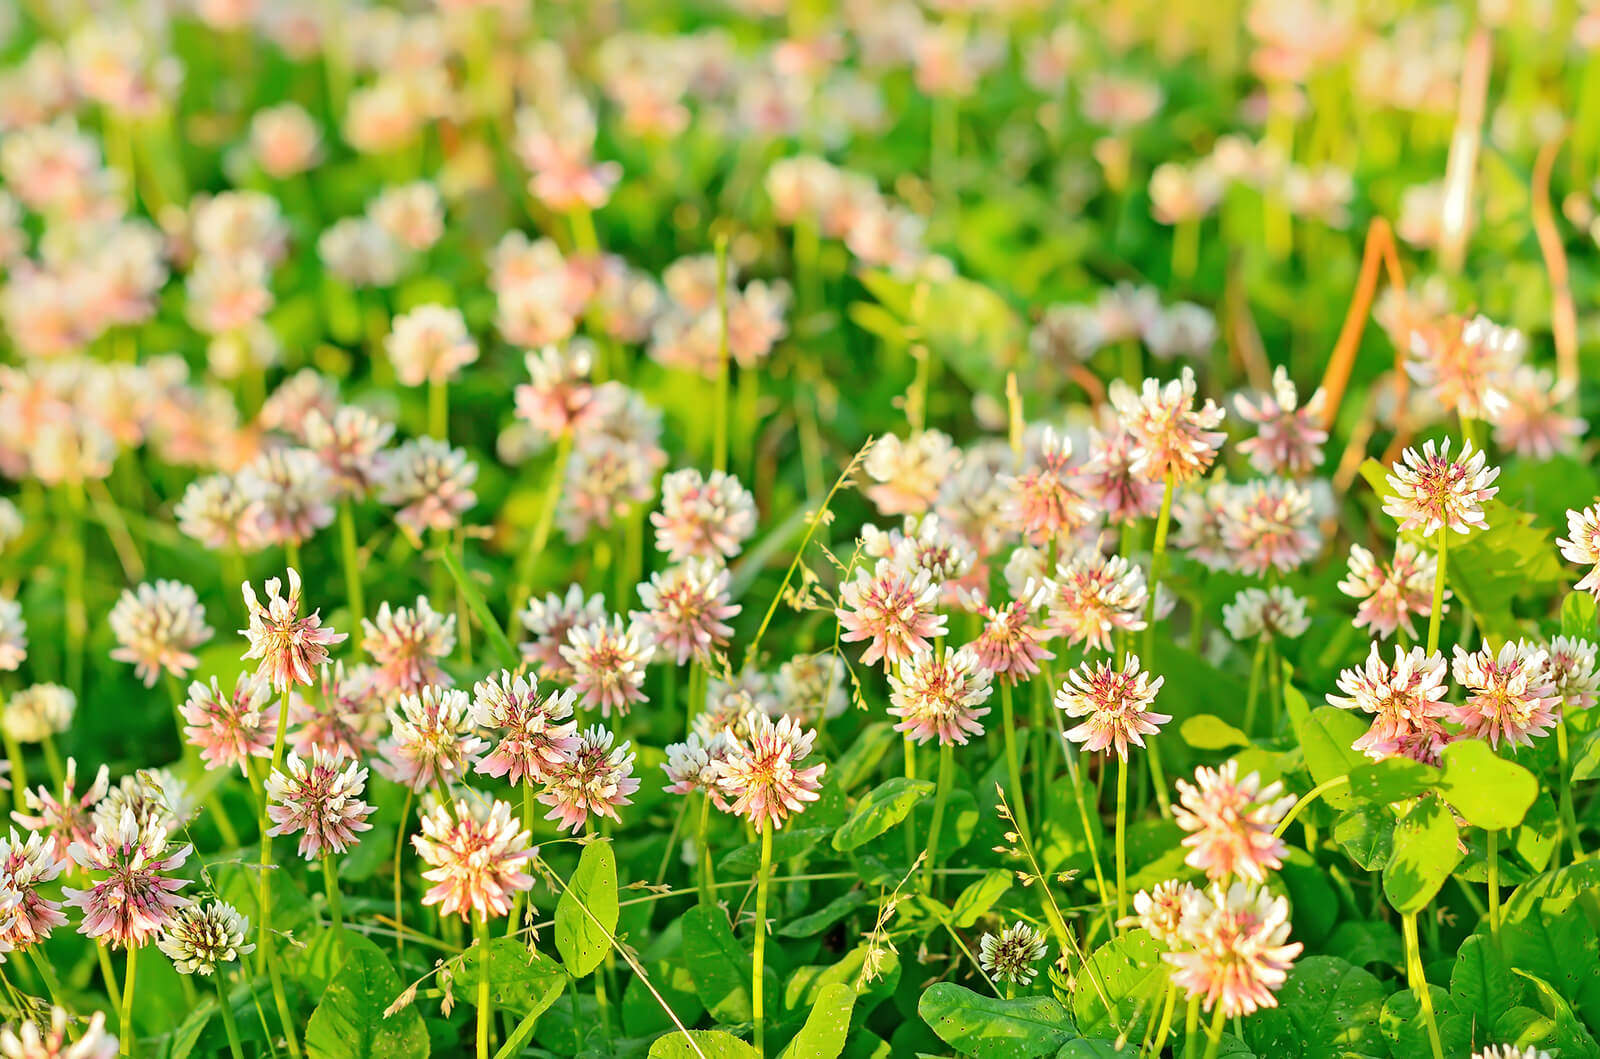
[1438, 741, 1537, 830]
[1285, 686, 1366, 809]
[437, 544, 518, 668]
[1348, 757, 1439, 804]
[720, 828, 829, 874]
[780, 889, 868, 938]
[1333, 806, 1395, 870]
[918, 982, 1074, 1059]
[1508, 969, 1600, 1059]
[1074, 930, 1165, 1041]
[1380, 986, 1472, 1059]
[457, 938, 566, 1017]
[623, 959, 704, 1038]
[1501, 910, 1600, 1029]
[555, 841, 619, 977]
[648, 1030, 761, 1059]
[949, 869, 1013, 928]
[1383, 796, 1462, 913]
[830, 724, 899, 792]
[777, 982, 855, 1059]
[1571, 727, 1600, 782]
[1503, 859, 1600, 923]
[1451, 934, 1514, 1038]
[832, 778, 934, 852]
[1179, 714, 1250, 750]
[303, 946, 429, 1059]
[682, 906, 753, 1023]
[166, 997, 216, 1059]
[786, 945, 899, 1014]
[1561, 592, 1597, 637]
[1244, 956, 1386, 1059]
[1054, 1043, 1137, 1058]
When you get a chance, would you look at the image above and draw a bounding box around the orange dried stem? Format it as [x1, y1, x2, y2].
[1531, 131, 1580, 416]
[1317, 217, 1409, 431]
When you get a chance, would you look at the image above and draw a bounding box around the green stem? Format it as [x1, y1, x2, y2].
[1115, 754, 1129, 929]
[924, 743, 954, 894]
[96, 942, 121, 1012]
[713, 232, 731, 473]
[323, 854, 344, 949]
[1243, 636, 1267, 735]
[753, 820, 773, 1057]
[696, 792, 716, 908]
[64, 481, 87, 695]
[1182, 995, 1201, 1059]
[27, 946, 69, 1020]
[1426, 532, 1449, 655]
[1557, 719, 1585, 862]
[1486, 829, 1500, 948]
[396, 784, 416, 957]
[1403, 912, 1445, 1059]
[475, 916, 492, 1059]
[1, 729, 27, 800]
[1272, 775, 1349, 838]
[119, 947, 137, 1057]
[1199, 1002, 1228, 1059]
[999, 682, 1033, 846]
[338, 501, 365, 631]
[507, 784, 534, 937]
[1140, 472, 1177, 817]
[429, 378, 448, 442]
[216, 975, 245, 1059]
[902, 734, 919, 866]
[509, 431, 573, 623]
[1149, 980, 1178, 1057]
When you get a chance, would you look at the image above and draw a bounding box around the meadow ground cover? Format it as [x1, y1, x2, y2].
[0, 1, 1598, 1058]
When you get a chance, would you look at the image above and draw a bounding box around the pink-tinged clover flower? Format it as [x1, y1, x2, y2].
[63, 809, 192, 949]
[376, 686, 485, 792]
[633, 559, 741, 666]
[1044, 549, 1148, 653]
[180, 673, 277, 772]
[1080, 426, 1164, 525]
[538, 725, 640, 833]
[471, 670, 579, 786]
[1233, 366, 1327, 476]
[0, 1007, 118, 1059]
[1217, 478, 1321, 575]
[1448, 642, 1561, 750]
[1002, 428, 1094, 546]
[385, 304, 479, 387]
[862, 431, 960, 517]
[715, 712, 825, 831]
[1337, 541, 1444, 641]
[12, 758, 109, 862]
[1165, 881, 1303, 1017]
[1406, 313, 1521, 422]
[837, 559, 948, 668]
[1328, 644, 1453, 765]
[1546, 636, 1599, 711]
[652, 468, 757, 562]
[0, 828, 68, 949]
[971, 594, 1055, 684]
[240, 568, 348, 692]
[1492, 367, 1583, 460]
[1173, 762, 1293, 882]
[1221, 587, 1310, 642]
[1559, 504, 1600, 600]
[521, 585, 607, 683]
[560, 616, 653, 718]
[362, 597, 456, 697]
[1382, 438, 1499, 537]
[412, 798, 534, 922]
[888, 646, 994, 747]
[290, 662, 386, 762]
[378, 437, 478, 538]
[265, 747, 375, 859]
[1131, 880, 1200, 947]
[108, 580, 212, 687]
[662, 730, 738, 810]
[1054, 654, 1169, 760]
[1108, 366, 1226, 484]
[514, 345, 598, 441]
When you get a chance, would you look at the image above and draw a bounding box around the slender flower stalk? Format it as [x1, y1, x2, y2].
[1140, 470, 1177, 815]
[752, 818, 772, 1055]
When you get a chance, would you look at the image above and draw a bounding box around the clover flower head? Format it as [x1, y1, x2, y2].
[1055, 653, 1169, 760]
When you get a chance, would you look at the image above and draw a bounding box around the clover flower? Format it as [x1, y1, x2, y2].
[978, 922, 1048, 985]
[290, 662, 386, 761]
[471, 670, 579, 786]
[1221, 587, 1310, 642]
[180, 673, 277, 771]
[560, 616, 653, 717]
[2, 685, 73, 743]
[538, 725, 640, 832]
[971, 596, 1055, 683]
[93, 769, 192, 837]
[1492, 367, 1583, 460]
[1002, 428, 1093, 545]
[1173, 762, 1294, 883]
[386, 304, 478, 387]
[1132, 880, 1200, 947]
[376, 686, 486, 791]
[1383, 438, 1499, 537]
[710, 711, 828, 833]
[13, 758, 109, 862]
[0, 828, 67, 949]
[860, 515, 976, 588]
[1546, 636, 1599, 711]
[1233, 366, 1327, 476]
[175, 473, 262, 554]
[64, 809, 192, 949]
[266, 747, 375, 859]
[837, 559, 948, 668]
[1337, 541, 1443, 641]
[652, 468, 757, 562]
[1406, 313, 1521, 422]
[1217, 478, 1320, 575]
[157, 900, 253, 975]
[773, 653, 850, 726]
[303, 405, 394, 497]
[1448, 641, 1561, 750]
[1108, 366, 1226, 484]
[1080, 426, 1166, 525]
[379, 437, 478, 537]
[521, 585, 608, 683]
[514, 345, 598, 440]
[863, 431, 960, 516]
[1055, 654, 1169, 760]
[1471, 1047, 1553, 1059]
[362, 597, 456, 696]
[237, 446, 335, 547]
[0, 1007, 118, 1059]
[1044, 549, 1148, 653]
[1559, 504, 1600, 600]
[1328, 644, 1453, 765]
[633, 559, 741, 666]
[888, 646, 993, 747]
[241, 568, 348, 692]
[1165, 881, 1302, 1017]
[413, 798, 535, 921]
[662, 730, 738, 810]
